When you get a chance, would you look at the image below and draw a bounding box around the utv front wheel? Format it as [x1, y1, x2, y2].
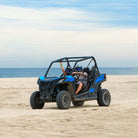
[56, 91, 71, 109]
[30, 91, 44, 109]
[97, 89, 111, 106]
[72, 101, 84, 107]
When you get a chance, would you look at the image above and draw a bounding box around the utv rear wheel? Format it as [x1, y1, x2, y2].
[56, 91, 71, 109]
[97, 89, 111, 106]
[72, 101, 84, 107]
[30, 91, 44, 109]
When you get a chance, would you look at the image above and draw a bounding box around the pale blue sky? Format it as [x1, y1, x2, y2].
[0, 0, 138, 67]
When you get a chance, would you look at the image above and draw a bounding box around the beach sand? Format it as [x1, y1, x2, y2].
[0, 76, 138, 138]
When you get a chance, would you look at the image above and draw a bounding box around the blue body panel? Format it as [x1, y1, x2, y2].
[89, 88, 94, 93]
[39, 76, 45, 81]
[39, 76, 61, 81]
[65, 75, 75, 82]
[40, 75, 75, 82]
[95, 74, 105, 84]
[52, 77, 61, 80]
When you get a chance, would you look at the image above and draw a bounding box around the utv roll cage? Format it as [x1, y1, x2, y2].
[45, 56, 98, 77]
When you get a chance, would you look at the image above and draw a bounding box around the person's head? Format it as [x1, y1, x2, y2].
[65, 67, 72, 75]
[75, 66, 82, 72]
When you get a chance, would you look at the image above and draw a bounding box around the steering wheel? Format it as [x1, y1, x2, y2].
[72, 73, 80, 82]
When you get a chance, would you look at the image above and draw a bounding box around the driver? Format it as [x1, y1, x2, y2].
[72, 66, 88, 95]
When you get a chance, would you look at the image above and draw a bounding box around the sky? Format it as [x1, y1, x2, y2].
[0, 0, 138, 67]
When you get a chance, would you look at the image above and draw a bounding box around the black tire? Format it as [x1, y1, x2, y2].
[72, 101, 84, 107]
[30, 91, 44, 109]
[56, 91, 71, 109]
[97, 89, 111, 106]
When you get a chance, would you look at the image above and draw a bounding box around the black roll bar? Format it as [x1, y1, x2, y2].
[44, 56, 98, 77]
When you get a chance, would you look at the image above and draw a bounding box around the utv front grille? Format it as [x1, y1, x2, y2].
[40, 82, 49, 89]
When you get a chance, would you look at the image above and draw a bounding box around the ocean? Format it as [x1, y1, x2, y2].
[0, 68, 138, 78]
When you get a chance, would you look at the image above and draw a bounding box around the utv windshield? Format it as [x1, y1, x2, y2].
[46, 62, 67, 78]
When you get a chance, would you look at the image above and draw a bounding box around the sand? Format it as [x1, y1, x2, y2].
[0, 75, 138, 138]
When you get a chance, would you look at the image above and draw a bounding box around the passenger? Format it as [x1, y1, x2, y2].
[60, 62, 72, 76]
[72, 67, 88, 94]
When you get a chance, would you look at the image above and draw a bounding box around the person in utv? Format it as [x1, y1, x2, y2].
[60, 62, 72, 76]
[60, 62, 88, 95]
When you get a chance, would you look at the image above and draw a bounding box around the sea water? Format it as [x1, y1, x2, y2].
[0, 68, 138, 78]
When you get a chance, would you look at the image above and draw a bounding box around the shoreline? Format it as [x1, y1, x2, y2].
[0, 67, 138, 78]
[0, 74, 138, 78]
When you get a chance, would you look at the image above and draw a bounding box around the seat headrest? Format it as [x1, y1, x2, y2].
[83, 67, 90, 74]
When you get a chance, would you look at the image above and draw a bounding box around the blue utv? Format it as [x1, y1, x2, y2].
[30, 56, 111, 109]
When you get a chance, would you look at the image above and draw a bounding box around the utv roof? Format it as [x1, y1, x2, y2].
[53, 56, 96, 63]
[52, 56, 98, 68]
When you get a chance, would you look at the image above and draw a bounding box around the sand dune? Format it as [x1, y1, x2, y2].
[0, 76, 138, 138]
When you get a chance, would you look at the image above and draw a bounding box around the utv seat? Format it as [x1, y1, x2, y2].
[86, 66, 96, 89]
[83, 67, 90, 75]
